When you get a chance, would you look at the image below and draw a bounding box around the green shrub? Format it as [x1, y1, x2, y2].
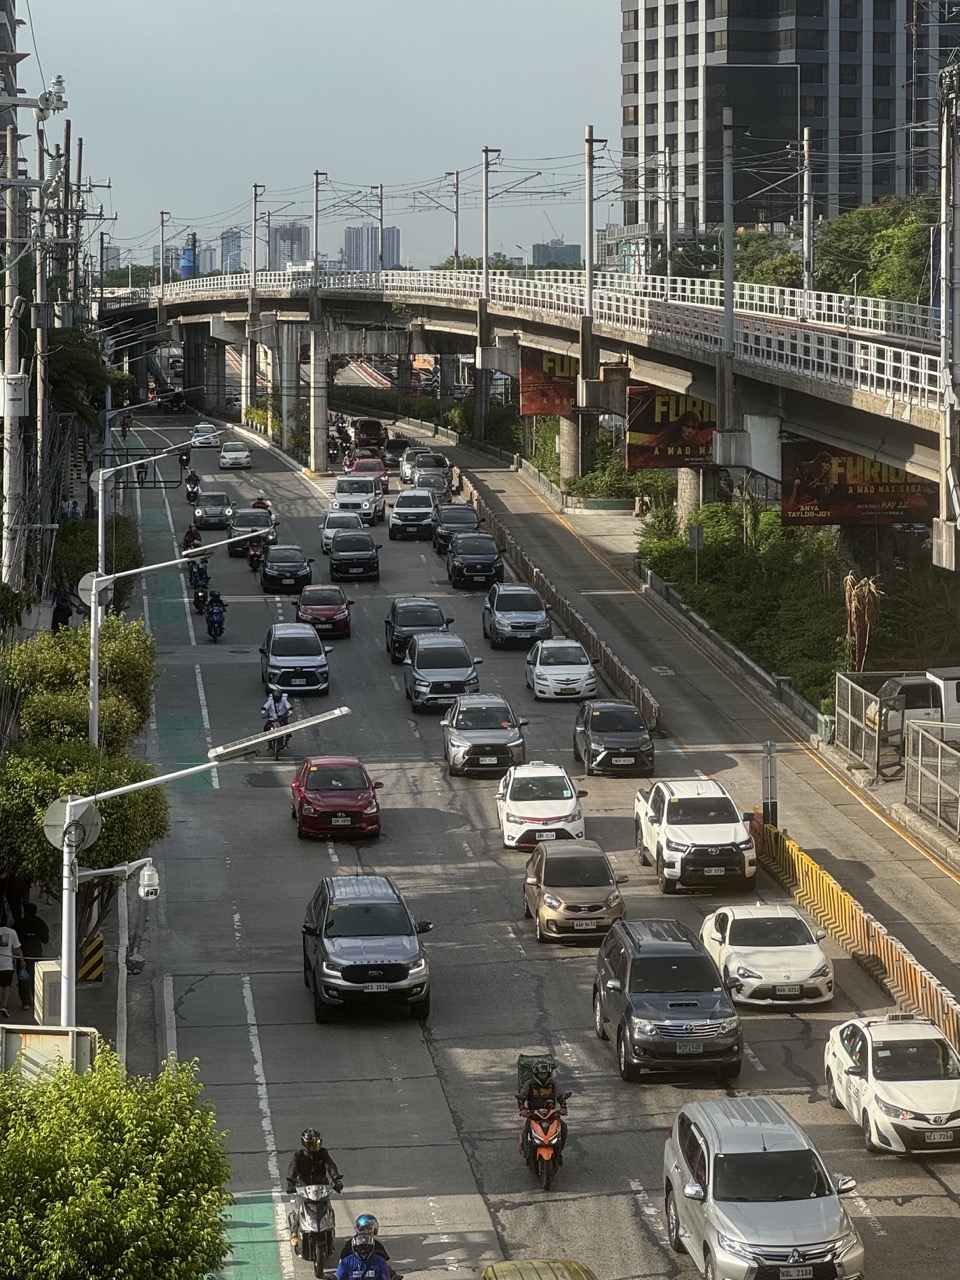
[52, 517, 143, 611]
[18, 689, 140, 756]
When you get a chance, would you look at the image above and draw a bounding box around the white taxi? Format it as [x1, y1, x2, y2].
[219, 440, 251, 469]
[699, 903, 833, 1006]
[495, 762, 586, 849]
[525, 639, 598, 701]
[824, 1013, 960, 1153]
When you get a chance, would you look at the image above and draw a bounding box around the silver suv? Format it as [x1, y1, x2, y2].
[332, 476, 385, 525]
[259, 623, 332, 695]
[403, 633, 482, 711]
[663, 1097, 864, 1280]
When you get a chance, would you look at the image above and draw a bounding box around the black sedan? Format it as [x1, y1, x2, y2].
[446, 532, 504, 588]
[193, 490, 234, 529]
[431, 503, 481, 555]
[572, 699, 655, 776]
[260, 545, 314, 593]
[329, 530, 381, 582]
[383, 435, 412, 468]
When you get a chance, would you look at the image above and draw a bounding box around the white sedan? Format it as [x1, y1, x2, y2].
[495, 761, 586, 849]
[525, 639, 598, 701]
[191, 423, 220, 448]
[699, 904, 833, 1006]
[219, 440, 251, 469]
[824, 1014, 960, 1153]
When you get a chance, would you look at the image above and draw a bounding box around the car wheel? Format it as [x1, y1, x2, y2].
[657, 852, 676, 894]
[410, 992, 430, 1022]
[297, 820, 307, 841]
[617, 1027, 640, 1081]
[572, 738, 580, 762]
[388, 528, 397, 540]
[522, 890, 531, 919]
[665, 1190, 685, 1254]
[404, 683, 410, 700]
[826, 1069, 843, 1109]
[704, 1253, 716, 1280]
[584, 756, 594, 777]
[291, 804, 297, 820]
[862, 1110, 880, 1153]
[372, 572, 380, 582]
[635, 821, 649, 865]
[719, 1059, 742, 1082]
[312, 973, 334, 1023]
[593, 990, 607, 1041]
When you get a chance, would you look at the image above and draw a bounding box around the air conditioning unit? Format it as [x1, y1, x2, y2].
[34, 958, 61, 1026]
[0, 1024, 97, 1077]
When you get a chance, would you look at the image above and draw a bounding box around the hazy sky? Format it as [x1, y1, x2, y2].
[25, 1, 622, 268]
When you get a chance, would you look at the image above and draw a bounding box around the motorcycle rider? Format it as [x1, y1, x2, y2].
[516, 1059, 568, 1158]
[285, 1128, 343, 1194]
[205, 589, 227, 636]
[339, 1215, 395, 1275]
[336, 1235, 390, 1280]
[135, 460, 148, 487]
[262, 689, 292, 746]
[246, 536, 264, 568]
[182, 523, 202, 552]
[251, 493, 271, 512]
[185, 467, 201, 494]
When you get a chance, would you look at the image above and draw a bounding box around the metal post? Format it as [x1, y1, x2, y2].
[376, 183, 384, 272]
[35, 120, 49, 502]
[89, 571, 101, 747]
[159, 210, 170, 300]
[450, 169, 460, 267]
[722, 106, 735, 356]
[3, 123, 22, 587]
[664, 146, 674, 280]
[312, 169, 322, 290]
[481, 147, 494, 298]
[60, 797, 79, 1026]
[265, 209, 272, 271]
[251, 183, 264, 284]
[584, 124, 595, 319]
[761, 740, 778, 827]
[98, 231, 105, 308]
[802, 126, 813, 292]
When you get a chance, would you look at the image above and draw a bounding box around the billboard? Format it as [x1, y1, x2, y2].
[780, 442, 938, 526]
[519, 348, 578, 416]
[626, 387, 716, 469]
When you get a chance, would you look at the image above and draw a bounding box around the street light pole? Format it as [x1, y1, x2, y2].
[312, 170, 327, 290]
[250, 183, 265, 283]
[481, 147, 498, 299]
[585, 124, 596, 320]
[722, 106, 735, 357]
[802, 126, 814, 292]
[158, 211, 171, 301]
[446, 169, 460, 267]
[372, 183, 384, 271]
[664, 145, 674, 281]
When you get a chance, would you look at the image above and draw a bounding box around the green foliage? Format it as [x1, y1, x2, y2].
[0, 1048, 230, 1279]
[432, 255, 483, 270]
[51, 516, 143, 612]
[0, 739, 169, 887]
[48, 325, 111, 428]
[18, 689, 140, 757]
[814, 194, 936, 301]
[564, 452, 648, 499]
[244, 390, 282, 441]
[531, 416, 561, 482]
[102, 265, 154, 288]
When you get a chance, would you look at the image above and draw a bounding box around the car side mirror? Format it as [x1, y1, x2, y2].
[544, 604, 551, 612]
[525, 876, 538, 885]
[415, 920, 433, 934]
[307, 558, 316, 564]
[474, 658, 484, 665]
[845, 1065, 865, 1079]
[605, 978, 622, 993]
[682, 1181, 705, 1203]
[302, 925, 319, 937]
[835, 1175, 856, 1196]
[439, 719, 450, 728]
[347, 600, 355, 606]
[324, 646, 333, 654]
[258, 645, 266, 654]
[373, 780, 384, 790]
[272, 516, 280, 525]
[445, 616, 454, 624]
[576, 789, 588, 798]
[375, 544, 383, 550]
[518, 718, 529, 727]
[724, 978, 742, 993]
[616, 874, 629, 884]
[741, 811, 753, 824]
[815, 928, 827, 940]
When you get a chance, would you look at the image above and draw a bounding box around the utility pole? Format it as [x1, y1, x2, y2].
[35, 119, 50, 507]
[265, 208, 272, 271]
[477, 146, 500, 441]
[71, 134, 83, 305]
[802, 126, 813, 292]
[250, 182, 264, 282]
[372, 183, 384, 271]
[664, 146, 674, 280]
[722, 106, 735, 358]
[481, 146, 499, 298]
[312, 169, 327, 290]
[934, 65, 960, 570]
[446, 169, 460, 267]
[3, 124, 23, 586]
[159, 210, 171, 298]
[584, 124, 596, 320]
[98, 230, 105, 308]
[248, 184, 265, 413]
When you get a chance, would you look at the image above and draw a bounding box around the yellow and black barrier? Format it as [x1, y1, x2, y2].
[757, 823, 960, 1053]
[77, 933, 104, 984]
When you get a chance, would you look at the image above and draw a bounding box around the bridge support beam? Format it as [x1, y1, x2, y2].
[204, 338, 227, 410]
[308, 324, 328, 474]
[277, 323, 300, 452]
[183, 328, 205, 411]
[474, 299, 491, 441]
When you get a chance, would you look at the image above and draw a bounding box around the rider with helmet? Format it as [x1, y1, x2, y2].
[336, 1233, 390, 1280]
[285, 1128, 343, 1194]
[251, 493, 271, 511]
[515, 1058, 569, 1156]
[339, 1215, 391, 1266]
[182, 523, 202, 552]
[262, 688, 292, 741]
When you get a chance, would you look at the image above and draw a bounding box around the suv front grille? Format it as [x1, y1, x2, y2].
[428, 679, 465, 695]
[654, 1021, 725, 1039]
[340, 964, 408, 985]
[277, 670, 323, 689]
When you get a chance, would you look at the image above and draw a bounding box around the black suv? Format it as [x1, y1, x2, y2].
[593, 920, 742, 1082]
[302, 874, 433, 1022]
[573, 699, 655, 777]
[329, 530, 381, 582]
[431, 503, 481, 555]
[446, 531, 504, 588]
[384, 596, 453, 663]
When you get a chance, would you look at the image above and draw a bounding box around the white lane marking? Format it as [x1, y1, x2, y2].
[327, 839, 339, 865]
[743, 1044, 766, 1073]
[162, 974, 178, 1059]
[461, 840, 474, 859]
[850, 1192, 888, 1238]
[161, 489, 197, 646]
[241, 976, 296, 1280]
[505, 924, 527, 957]
[273, 594, 286, 621]
[407, 717, 420, 738]
[194, 665, 219, 789]
[629, 1177, 670, 1247]
[651, 665, 675, 676]
[424, 1194, 454, 1248]
[390, 675, 401, 693]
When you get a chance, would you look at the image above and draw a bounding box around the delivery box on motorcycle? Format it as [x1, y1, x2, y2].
[483, 1262, 598, 1280]
[516, 1052, 557, 1092]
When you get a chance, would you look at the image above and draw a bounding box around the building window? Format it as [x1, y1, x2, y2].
[624, 136, 639, 155]
[666, 68, 679, 89]
[800, 96, 826, 117]
[839, 0, 860, 16]
[644, 103, 658, 124]
[686, 1, 699, 19]
[687, 98, 698, 118]
[839, 64, 858, 85]
[839, 131, 858, 153]
[874, 65, 893, 87]
[708, 30, 728, 51]
[874, 0, 893, 17]
[686, 131, 699, 153]
[624, 105, 639, 126]
[873, 164, 892, 187]
[623, 41, 639, 62]
[874, 131, 894, 153]
[666, 102, 678, 122]
[707, 0, 729, 16]
[664, 3, 678, 23]
[645, 71, 658, 91]
[624, 8, 639, 30]
[686, 66, 699, 87]
[801, 63, 825, 83]
[665, 36, 678, 57]
[623, 74, 639, 94]
[839, 31, 859, 52]
[645, 39, 658, 59]
[875, 32, 893, 53]
[839, 97, 859, 118]
[873, 98, 892, 120]
[685, 33, 699, 54]
[645, 5, 658, 26]
[797, 27, 825, 49]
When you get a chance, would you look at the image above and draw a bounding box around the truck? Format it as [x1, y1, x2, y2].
[633, 777, 756, 895]
[864, 668, 960, 737]
[351, 417, 388, 448]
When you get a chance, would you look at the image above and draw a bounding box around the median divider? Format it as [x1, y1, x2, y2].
[459, 476, 662, 733]
[757, 821, 960, 1051]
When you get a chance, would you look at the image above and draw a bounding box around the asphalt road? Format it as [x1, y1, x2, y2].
[125, 415, 960, 1280]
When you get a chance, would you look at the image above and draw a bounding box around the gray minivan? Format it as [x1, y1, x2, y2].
[260, 623, 332, 695]
[403, 632, 482, 711]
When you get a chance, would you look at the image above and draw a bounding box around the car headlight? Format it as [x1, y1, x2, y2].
[570, 806, 583, 823]
[225, 507, 234, 517]
[267, 667, 281, 678]
[504, 812, 523, 825]
[737, 837, 755, 851]
[735, 965, 763, 981]
[407, 957, 427, 977]
[604, 890, 622, 908]
[301, 804, 317, 816]
[361, 501, 370, 509]
[333, 609, 349, 620]
[542, 893, 561, 909]
[630, 1016, 657, 1036]
[665, 837, 689, 853]
[331, 501, 340, 509]
[362, 801, 379, 815]
[194, 507, 203, 517]
[809, 963, 831, 980]
[875, 1097, 918, 1120]
[717, 1234, 757, 1262]
[719, 1016, 741, 1033]
[447, 734, 470, 749]
[466, 674, 479, 687]
[831, 1228, 861, 1255]
[321, 959, 344, 977]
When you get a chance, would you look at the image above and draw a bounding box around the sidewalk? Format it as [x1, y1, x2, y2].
[419, 433, 960, 1004]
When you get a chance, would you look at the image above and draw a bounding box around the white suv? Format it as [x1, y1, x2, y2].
[495, 762, 586, 849]
[331, 476, 385, 526]
[388, 488, 435, 540]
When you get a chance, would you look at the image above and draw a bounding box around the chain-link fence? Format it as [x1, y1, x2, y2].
[904, 721, 960, 841]
[834, 671, 919, 781]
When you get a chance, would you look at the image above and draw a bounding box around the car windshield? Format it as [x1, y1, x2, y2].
[666, 796, 740, 823]
[301, 588, 344, 606]
[872, 1037, 960, 1081]
[267, 549, 306, 565]
[270, 632, 323, 657]
[397, 606, 444, 627]
[326, 514, 361, 529]
[498, 591, 543, 613]
[200, 492, 228, 505]
[396, 495, 432, 509]
[728, 917, 814, 947]
[403, 448, 430, 461]
[439, 508, 477, 525]
[509, 775, 573, 802]
[418, 645, 470, 670]
[237, 510, 272, 529]
[456, 705, 515, 730]
[713, 1151, 831, 1202]
[354, 460, 382, 472]
[627, 957, 722, 994]
[324, 903, 413, 938]
[417, 455, 446, 468]
[419, 474, 446, 489]
[591, 707, 644, 731]
[454, 537, 495, 555]
[542, 855, 613, 887]
[222, 444, 245, 453]
[334, 535, 373, 552]
[338, 479, 375, 494]
[540, 644, 589, 667]
[305, 765, 369, 791]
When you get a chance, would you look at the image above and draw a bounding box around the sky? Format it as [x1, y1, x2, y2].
[23, 0, 622, 269]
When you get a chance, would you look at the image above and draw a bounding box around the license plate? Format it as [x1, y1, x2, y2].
[925, 1130, 956, 1143]
[282, 578, 294, 585]
[469, 573, 487, 580]
[479, 756, 497, 765]
[558, 689, 578, 696]
[331, 816, 351, 825]
[677, 1041, 703, 1054]
[779, 1269, 813, 1280]
[775, 984, 801, 996]
[612, 756, 635, 764]
[316, 623, 333, 630]
[573, 920, 597, 930]
[539, 831, 557, 839]
[363, 983, 388, 993]
[702, 867, 726, 876]
[290, 678, 307, 686]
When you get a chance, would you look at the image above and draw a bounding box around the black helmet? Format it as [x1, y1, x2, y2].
[533, 1059, 553, 1084]
[209, 589, 222, 602]
[353, 1236, 376, 1262]
[355, 1214, 379, 1237]
[300, 1127, 322, 1153]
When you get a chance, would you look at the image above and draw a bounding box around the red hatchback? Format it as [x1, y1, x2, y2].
[351, 456, 390, 492]
[295, 585, 353, 637]
[291, 756, 383, 839]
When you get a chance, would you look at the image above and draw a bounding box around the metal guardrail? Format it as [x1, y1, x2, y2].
[759, 824, 960, 1052]
[457, 475, 662, 733]
[904, 720, 960, 840]
[98, 270, 941, 411]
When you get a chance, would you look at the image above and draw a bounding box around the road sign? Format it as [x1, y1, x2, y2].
[88, 467, 116, 497]
[42, 796, 103, 852]
[77, 572, 112, 610]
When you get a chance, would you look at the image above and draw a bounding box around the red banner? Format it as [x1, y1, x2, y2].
[519, 348, 578, 416]
[781, 442, 938, 526]
[626, 387, 715, 469]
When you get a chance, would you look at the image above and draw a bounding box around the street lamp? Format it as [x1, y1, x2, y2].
[445, 170, 460, 267]
[58, 707, 351, 1025]
[158, 211, 171, 301]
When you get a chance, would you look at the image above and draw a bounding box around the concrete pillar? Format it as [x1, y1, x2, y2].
[127, 342, 148, 405]
[396, 355, 412, 395]
[308, 325, 328, 473]
[440, 354, 458, 396]
[676, 468, 700, 530]
[183, 328, 205, 410]
[241, 342, 257, 419]
[474, 298, 490, 440]
[558, 414, 580, 481]
[279, 323, 300, 451]
[204, 340, 227, 410]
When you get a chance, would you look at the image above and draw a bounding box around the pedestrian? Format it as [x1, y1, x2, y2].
[0, 922, 26, 1019]
[51, 582, 73, 634]
[68, 499, 82, 520]
[4, 873, 29, 926]
[16, 903, 48, 1013]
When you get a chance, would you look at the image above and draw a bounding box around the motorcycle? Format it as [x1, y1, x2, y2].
[186, 482, 200, 504]
[519, 1094, 569, 1191]
[188, 557, 209, 589]
[288, 1181, 339, 1277]
[193, 583, 209, 614]
[247, 539, 264, 572]
[327, 438, 340, 465]
[262, 713, 290, 760]
[206, 602, 225, 643]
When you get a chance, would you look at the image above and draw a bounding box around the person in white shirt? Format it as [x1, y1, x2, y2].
[0, 926, 25, 1019]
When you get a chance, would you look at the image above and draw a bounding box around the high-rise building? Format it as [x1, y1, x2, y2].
[269, 221, 311, 269]
[198, 243, 218, 275]
[152, 242, 179, 274]
[102, 244, 121, 273]
[532, 240, 582, 268]
[221, 226, 243, 274]
[344, 224, 401, 270]
[620, 0, 951, 242]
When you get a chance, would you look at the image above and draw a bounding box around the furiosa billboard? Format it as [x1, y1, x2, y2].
[780, 442, 938, 526]
[519, 349, 578, 416]
[626, 387, 716, 469]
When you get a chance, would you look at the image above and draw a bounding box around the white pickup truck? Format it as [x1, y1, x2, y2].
[634, 777, 756, 894]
